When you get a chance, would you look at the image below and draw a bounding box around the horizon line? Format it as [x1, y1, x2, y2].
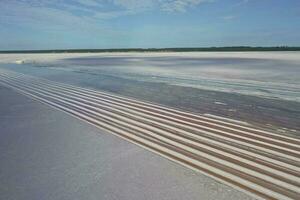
[1, 46, 300, 53]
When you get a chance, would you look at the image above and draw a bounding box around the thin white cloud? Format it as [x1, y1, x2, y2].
[112, 0, 155, 10]
[222, 15, 236, 20]
[0, 0, 215, 32]
[234, 0, 250, 7]
[0, 0, 106, 32]
[160, 0, 214, 12]
[76, 0, 102, 7]
[110, 0, 213, 13]
[2, 0, 215, 21]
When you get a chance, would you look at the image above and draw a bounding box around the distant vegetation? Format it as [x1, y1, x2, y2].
[1, 46, 300, 54]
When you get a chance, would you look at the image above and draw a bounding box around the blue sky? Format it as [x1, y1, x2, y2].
[0, 0, 299, 50]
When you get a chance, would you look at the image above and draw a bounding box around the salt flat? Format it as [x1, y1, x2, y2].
[1, 52, 299, 131]
[0, 67, 299, 199]
[1, 52, 300, 102]
[0, 85, 255, 200]
[0, 52, 299, 200]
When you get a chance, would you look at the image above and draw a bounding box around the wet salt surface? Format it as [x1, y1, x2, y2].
[0, 52, 299, 199]
[0, 52, 299, 132]
[2, 52, 300, 101]
[59, 54, 300, 102]
[0, 86, 255, 200]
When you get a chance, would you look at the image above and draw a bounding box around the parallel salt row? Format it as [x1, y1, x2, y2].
[3, 69, 300, 145]
[0, 69, 299, 200]
[4, 69, 300, 147]
[2, 70, 300, 164]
